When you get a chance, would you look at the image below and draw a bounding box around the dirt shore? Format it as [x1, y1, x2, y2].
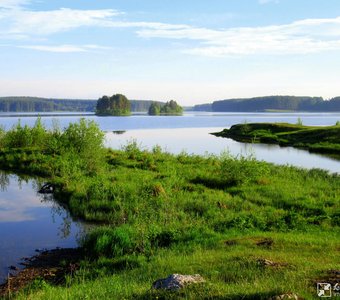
[0, 248, 82, 298]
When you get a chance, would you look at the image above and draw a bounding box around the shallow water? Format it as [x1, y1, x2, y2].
[0, 173, 84, 284]
[105, 127, 340, 174]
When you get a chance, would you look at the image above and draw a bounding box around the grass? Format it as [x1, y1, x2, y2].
[0, 120, 339, 299]
[12, 231, 340, 299]
[212, 122, 340, 157]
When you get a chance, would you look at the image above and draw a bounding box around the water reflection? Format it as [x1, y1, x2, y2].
[0, 172, 83, 283]
[39, 192, 74, 239]
[112, 130, 126, 135]
[0, 172, 9, 192]
[105, 128, 340, 174]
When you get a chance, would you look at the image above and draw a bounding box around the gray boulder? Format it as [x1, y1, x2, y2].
[152, 274, 205, 290]
[268, 293, 301, 300]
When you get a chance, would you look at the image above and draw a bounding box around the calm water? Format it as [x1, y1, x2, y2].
[0, 111, 339, 173]
[0, 111, 340, 130]
[106, 127, 340, 173]
[0, 173, 84, 284]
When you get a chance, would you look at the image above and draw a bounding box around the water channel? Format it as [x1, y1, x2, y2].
[0, 173, 83, 283]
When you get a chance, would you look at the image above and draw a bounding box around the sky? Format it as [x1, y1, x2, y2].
[0, 0, 340, 105]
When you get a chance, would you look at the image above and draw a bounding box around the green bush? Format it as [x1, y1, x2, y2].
[83, 225, 137, 257]
[220, 151, 269, 185]
[62, 118, 105, 174]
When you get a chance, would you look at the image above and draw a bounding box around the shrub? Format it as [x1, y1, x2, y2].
[83, 225, 137, 257]
[62, 119, 105, 175]
[121, 139, 143, 159]
[220, 151, 269, 185]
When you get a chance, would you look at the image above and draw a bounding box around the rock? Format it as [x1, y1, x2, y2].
[258, 258, 277, 266]
[38, 183, 54, 194]
[315, 269, 340, 286]
[9, 265, 18, 271]
[257, 258, 288, 268]
[224, 239, 238, 246]
[152, 274, 205, 290]
[256, 237, 274, 248]
[268, 293, 300, 300]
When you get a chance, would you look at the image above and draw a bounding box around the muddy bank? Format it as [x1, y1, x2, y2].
[0, 248, 83, 298]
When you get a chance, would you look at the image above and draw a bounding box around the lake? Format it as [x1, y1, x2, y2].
[0, 173, 83, 284]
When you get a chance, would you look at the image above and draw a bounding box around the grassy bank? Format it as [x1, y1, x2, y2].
[0, 119, 339, 299]
[213, 122, 340, 157]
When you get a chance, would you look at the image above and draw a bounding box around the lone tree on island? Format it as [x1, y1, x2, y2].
[96, 94, 131, 116]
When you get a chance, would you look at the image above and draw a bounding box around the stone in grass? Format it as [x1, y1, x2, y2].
[152, 274, 205, 291]
[257, 258, 288, 268]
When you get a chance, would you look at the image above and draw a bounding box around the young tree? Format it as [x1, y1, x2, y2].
[62, 119, 106, 175]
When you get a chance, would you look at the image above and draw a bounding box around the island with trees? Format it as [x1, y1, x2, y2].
[148, 100, 183, 115]
[213, 122, 340, 157]
[96, 94, 131, 116]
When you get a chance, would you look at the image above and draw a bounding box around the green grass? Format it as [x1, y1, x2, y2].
[0, 120, 339, 299]
[213, 122, 340, 157]
[13, 231, 340, 299]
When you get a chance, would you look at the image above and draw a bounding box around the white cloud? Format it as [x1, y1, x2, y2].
[137, 16, 340, 56]
[19, 44, 86, 52]
[1, 1, 340, 57]
[259, 0, 279, 4]
[0, 0, 31, 9]
[5, 8, 122, 36]
[104, 21, 190, 31]
[18, 44, 111, 52]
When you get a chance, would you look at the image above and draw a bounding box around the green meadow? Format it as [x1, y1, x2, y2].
[0, 119, 339, 299]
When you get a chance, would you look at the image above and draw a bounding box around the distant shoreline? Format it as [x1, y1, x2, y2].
[0, 112, 95, 118]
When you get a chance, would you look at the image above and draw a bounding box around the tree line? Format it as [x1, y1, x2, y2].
[193, 96, 340, 112]
[0, 97, 165, 113]
[0, 97, 95, 112]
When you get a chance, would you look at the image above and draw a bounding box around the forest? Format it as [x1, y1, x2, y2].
[2, 95, 340, 113]
[193, 96, 340, 112]
[0, 97, 163, 113]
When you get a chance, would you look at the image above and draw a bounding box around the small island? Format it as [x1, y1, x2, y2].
[96, 94, 131, 116]
[213, 122, 340, 157]
[148, 100, 183, 115]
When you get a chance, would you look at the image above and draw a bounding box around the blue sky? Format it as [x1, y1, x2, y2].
[1, 0, 340, 105]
